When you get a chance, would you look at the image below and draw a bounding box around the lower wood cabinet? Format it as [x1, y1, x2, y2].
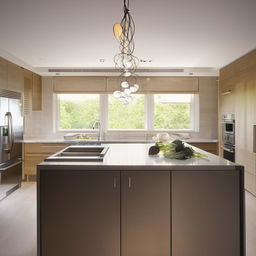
[23, 143, 70, 178]
[40, 171, 120, 256]
[39, 170, 170, 256]
[172, 170, 241, 256]
[189, 142, 218, 155]
[38, 169, 242, 256]
[121, 171, 170, 256]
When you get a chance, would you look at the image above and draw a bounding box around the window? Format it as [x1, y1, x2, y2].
[56, 93, 198, 132]
[108, 94, 145, 129]
[58, 94, 100, 130]
[154, 94, 192, 130]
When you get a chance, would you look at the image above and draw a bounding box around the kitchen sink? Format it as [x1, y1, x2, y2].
[45, 145, 109, 162]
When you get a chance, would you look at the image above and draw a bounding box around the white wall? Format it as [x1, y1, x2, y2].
[24, 77, 218, 140]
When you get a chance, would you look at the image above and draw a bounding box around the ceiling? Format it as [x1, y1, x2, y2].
[0, 0, 255, 75]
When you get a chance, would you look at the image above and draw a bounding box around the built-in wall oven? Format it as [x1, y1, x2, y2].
[222, 114, 235, 162]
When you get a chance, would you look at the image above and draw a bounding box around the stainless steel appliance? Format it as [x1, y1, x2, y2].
[222, 114, 235, 162]
[0, 90, 23, 200]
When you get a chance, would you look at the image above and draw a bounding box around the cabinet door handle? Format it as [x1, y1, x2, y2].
[128, 176, 132, 188]
[113, 176, 117, 188]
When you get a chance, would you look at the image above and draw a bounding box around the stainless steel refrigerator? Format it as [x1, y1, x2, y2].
[0, 90, 23, 200]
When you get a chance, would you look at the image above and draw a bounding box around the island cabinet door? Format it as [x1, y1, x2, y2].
[121, 171, 171, 256]
[39, 170, 120, 256]
[172, 170, 241, 256]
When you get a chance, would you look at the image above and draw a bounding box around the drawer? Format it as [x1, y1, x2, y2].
[24, 143, 69, 154]
[24, 154, 50, 175]
[190, 143, 218, 155]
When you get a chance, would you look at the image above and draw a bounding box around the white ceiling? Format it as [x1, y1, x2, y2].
[0, 0, 255, 75]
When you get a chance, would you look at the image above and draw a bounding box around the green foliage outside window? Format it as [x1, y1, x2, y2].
[154, 95, 190, 129]
[108, 95, 145, 129]
[59, 95, 99, 129]
[58, 94, 192, 130]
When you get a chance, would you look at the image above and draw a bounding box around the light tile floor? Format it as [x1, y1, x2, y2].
[0, 182, 255, 256]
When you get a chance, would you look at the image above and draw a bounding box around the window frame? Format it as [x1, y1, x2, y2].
[55, 93, 101, 132]
[54, 93, 199, 134]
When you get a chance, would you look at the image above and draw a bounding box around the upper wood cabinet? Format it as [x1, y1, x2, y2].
[32, 73, 42, 110]
[23, 69, 33, 115]
[121, 171, 170, 256]
[0, 57, 8, 89]
[7, 61, 24, 92]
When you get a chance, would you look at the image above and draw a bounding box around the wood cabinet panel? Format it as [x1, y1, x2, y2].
[32, 73, 42, 110]
[24, 143, 69, 154]
[219, 50, 256, 196]
[24, 143, 69, 175]
[121, 171, 170, 256]
[40, 170, 120, 256]
[7, 62, 24, 92]
[189, 142, 218, 155]
[172, 170, 241, 256]
[24, 154, 49, 175]
[0, 57, 8, 89]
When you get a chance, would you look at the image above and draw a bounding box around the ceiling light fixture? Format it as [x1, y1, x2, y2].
[113, 0, 139, 104]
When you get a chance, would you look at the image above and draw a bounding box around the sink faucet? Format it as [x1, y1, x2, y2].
[92, 120, 101, 141]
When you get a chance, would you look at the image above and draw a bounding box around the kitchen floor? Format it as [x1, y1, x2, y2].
[0, 182, 255, 256]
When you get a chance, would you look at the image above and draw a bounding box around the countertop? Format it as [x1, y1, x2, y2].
[38, 143, 239, 171]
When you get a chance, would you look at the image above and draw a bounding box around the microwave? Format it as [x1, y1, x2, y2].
[223, 122, 235, 134]
[222, 114, 235, 134]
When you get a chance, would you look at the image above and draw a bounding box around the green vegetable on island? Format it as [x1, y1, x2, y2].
[149, 139, 208, 160]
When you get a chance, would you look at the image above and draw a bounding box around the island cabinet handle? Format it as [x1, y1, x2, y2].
[113, 176, 117, 188]
[128, 176, 132, 189]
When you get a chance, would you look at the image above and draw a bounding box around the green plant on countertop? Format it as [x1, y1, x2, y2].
[150, 139, 208, 160]
[76, 135, 91, 140]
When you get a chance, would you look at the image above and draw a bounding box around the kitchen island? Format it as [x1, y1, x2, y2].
[37, 143, 244, 256]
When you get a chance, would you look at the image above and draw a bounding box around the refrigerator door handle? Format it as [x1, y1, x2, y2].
[4, 112, 15, 153]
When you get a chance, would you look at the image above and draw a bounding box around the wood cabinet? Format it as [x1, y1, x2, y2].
[7, 61, 24, 92]
[219, 49, 256, 195]
[40, 170, 120, 256]
[172, 170, 241, 256]
[23, 69, 42, 113]
[121, 171, 170, 256]
[38, 170, 171, 256]
[23, 69, 33, 115]
[189, 142, 218, 155]
[32, 73, 42, 110]
[23, 143, 69, 178]
[0, 57, 8, 89]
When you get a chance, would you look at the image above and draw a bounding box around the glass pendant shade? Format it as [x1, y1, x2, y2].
[121, 81, 129, 88]
[113, 23, 122, 40]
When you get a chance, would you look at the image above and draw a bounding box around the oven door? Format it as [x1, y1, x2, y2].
[223, 146, 235, 162]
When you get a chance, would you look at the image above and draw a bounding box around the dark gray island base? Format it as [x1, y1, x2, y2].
[37, 143, 244, 256]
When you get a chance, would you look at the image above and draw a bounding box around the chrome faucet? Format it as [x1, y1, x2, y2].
[92, 120, 101, 141]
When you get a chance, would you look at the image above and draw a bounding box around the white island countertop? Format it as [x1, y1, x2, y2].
[38, 143, 239, 171]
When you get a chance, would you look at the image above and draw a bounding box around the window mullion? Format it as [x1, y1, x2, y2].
[100, 94, 108, 139]
[146, 94, 154, 130]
